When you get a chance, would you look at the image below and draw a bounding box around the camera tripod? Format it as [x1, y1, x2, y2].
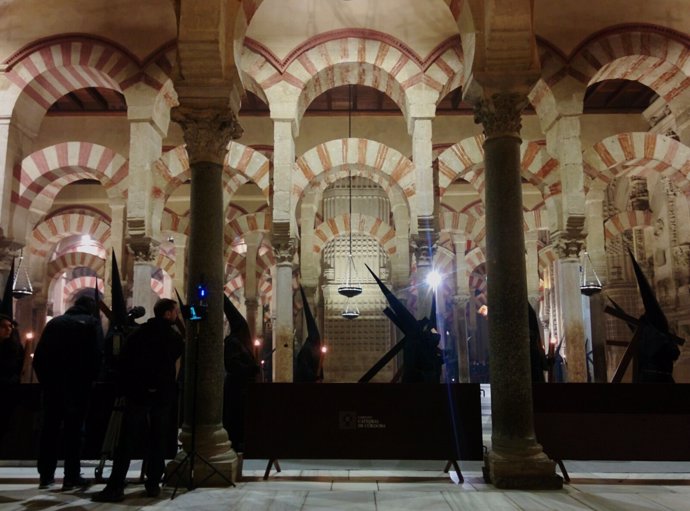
[166, 321, 234, 499]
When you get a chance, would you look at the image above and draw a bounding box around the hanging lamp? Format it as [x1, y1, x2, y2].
[341, 297, 360, 320]
[12, 249, 33, 298]
[338, 84, 362, 301]
[580, 251, 602, 296]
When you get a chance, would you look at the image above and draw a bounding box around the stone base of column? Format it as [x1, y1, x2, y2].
[165, 425, 239, 486]
[482, 449, 563, 489]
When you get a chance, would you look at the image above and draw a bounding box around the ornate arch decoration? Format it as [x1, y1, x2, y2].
[225, 249, 247, 283]
[47, 252, 106, 285]
[604, 210, 654, 240]
[583, 132, 690, 193]
[30, 207, 111, 257]
[312, 213, 396, 256]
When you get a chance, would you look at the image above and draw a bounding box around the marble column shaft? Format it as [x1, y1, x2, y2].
[273, 249, 294, 382]
[476, 93, 561, 489]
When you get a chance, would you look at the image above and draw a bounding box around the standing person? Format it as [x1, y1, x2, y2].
[0, 314, 23, 384]
[92, 298, 184, 502]
[33, 296, 102, 490]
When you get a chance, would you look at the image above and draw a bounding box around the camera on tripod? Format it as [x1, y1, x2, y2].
[182, 283, 208, 322]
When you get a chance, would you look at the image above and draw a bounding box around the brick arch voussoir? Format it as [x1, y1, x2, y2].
[5, 38, 140, 125]
[63, 276, 105, 306]
[47, 252, 106, 283]
[31, 211, 111, 257]
[225, 213, 272, 242]
[293, 138, 414, 207]
[583, 132, 690, 191]
[311, 213, 396, 255]
[225, 142, 271, 197]
[437, 135, 485, 196]
[604, 210, 654, 240]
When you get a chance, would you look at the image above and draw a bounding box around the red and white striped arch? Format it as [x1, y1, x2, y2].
[31, 209, 111, 257]
[47, 252, 106, 284]
[155, 252, 176, 279]
[464, 246, 486, 275]
[604, 210, 654, 240]
[154, 146, 189, 197]
[225, 213, 271, 245]
[15, 142, 128, 219]
[312, 213, 397, 256]
[62, 276, 105, 306]
[293, 138, 415, 209]
[151, 278, 165, 298]
[438, 137, 559, 198]
[161, 209, 190, 237]
[583, 132, 690, 193]
[243, 30, 464, 123]
[225, 250, 247, 282]
[225, 142, 271, 198]
[567, 29, 690, 103]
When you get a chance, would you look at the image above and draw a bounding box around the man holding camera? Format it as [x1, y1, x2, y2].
[92, 298, 184, 502]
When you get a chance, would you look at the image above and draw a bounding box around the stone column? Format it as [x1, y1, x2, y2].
[127, 239, 158, 319]
[272, 240, 295, 382]
[585, 191, 608, 382]
[413, 239, 434, 320]
[474, 93, 561, 489]
[553, 234, 587, 382]
[525, 230, 540, 306]
[451, 294, 470, 382]
[243, 231, 261, 339]
[167, 106, 241, 484]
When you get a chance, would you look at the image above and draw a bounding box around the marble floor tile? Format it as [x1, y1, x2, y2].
[375, 490, 454, 511]
[302, 490, 377, 511]
[444, 492, 521, 510]
[504, 490, 600, 511]
[569, 491, 681, 511]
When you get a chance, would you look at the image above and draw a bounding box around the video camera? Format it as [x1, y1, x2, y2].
[182, 283, 208, 322]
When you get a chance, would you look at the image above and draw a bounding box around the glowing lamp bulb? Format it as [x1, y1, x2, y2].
[254, 339, 261, 347]
[321, 346, 328, 354]
[26, 332, 34, 340]
[426, 270, 442, 290]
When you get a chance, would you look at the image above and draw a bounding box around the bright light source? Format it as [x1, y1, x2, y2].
[321, 346, 328, 354]
[26, 332, 34, 340]
[254, 339, 261, 347]
[478, 305, 488, 317]
[426, 270, 442, 290]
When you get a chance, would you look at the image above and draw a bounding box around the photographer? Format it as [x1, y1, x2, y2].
[92, 298, 183, 502]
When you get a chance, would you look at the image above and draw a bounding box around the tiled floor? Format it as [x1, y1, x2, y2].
[2, 458, 689, 510]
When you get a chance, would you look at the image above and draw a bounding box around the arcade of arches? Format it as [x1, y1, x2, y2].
[2, 0, 690, 489]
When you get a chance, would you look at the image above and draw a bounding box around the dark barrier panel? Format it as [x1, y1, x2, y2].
[244, 383, 483, 461]
[533, 383, 690, 461]
[0, 383, 178, 460]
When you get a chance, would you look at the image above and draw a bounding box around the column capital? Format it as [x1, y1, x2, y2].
[172, 105, 242, 165]
[552, 231, 585, 260]
[452, 294, 470, 306]
[0, 238, 22, 272]
[127, 236, 160, 263]
[273, 238, 296, 265]
[473, 92, 529, 140]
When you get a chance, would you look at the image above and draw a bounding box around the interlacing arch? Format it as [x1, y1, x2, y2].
[155, 252, 176, 278]
[312, 213, 396, 256]
[438, 211, 484, 247]
[604, 210, 654, 240]
[31, 209, 111, 257]
[294, 138, 415, 214]
[583, 132, 690, 193]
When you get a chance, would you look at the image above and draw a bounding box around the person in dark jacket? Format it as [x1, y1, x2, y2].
[92, 298, 184, 502]
[33, 296, 102, 490]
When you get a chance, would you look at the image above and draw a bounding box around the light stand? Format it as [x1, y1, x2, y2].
[167, 287, 234, 499]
